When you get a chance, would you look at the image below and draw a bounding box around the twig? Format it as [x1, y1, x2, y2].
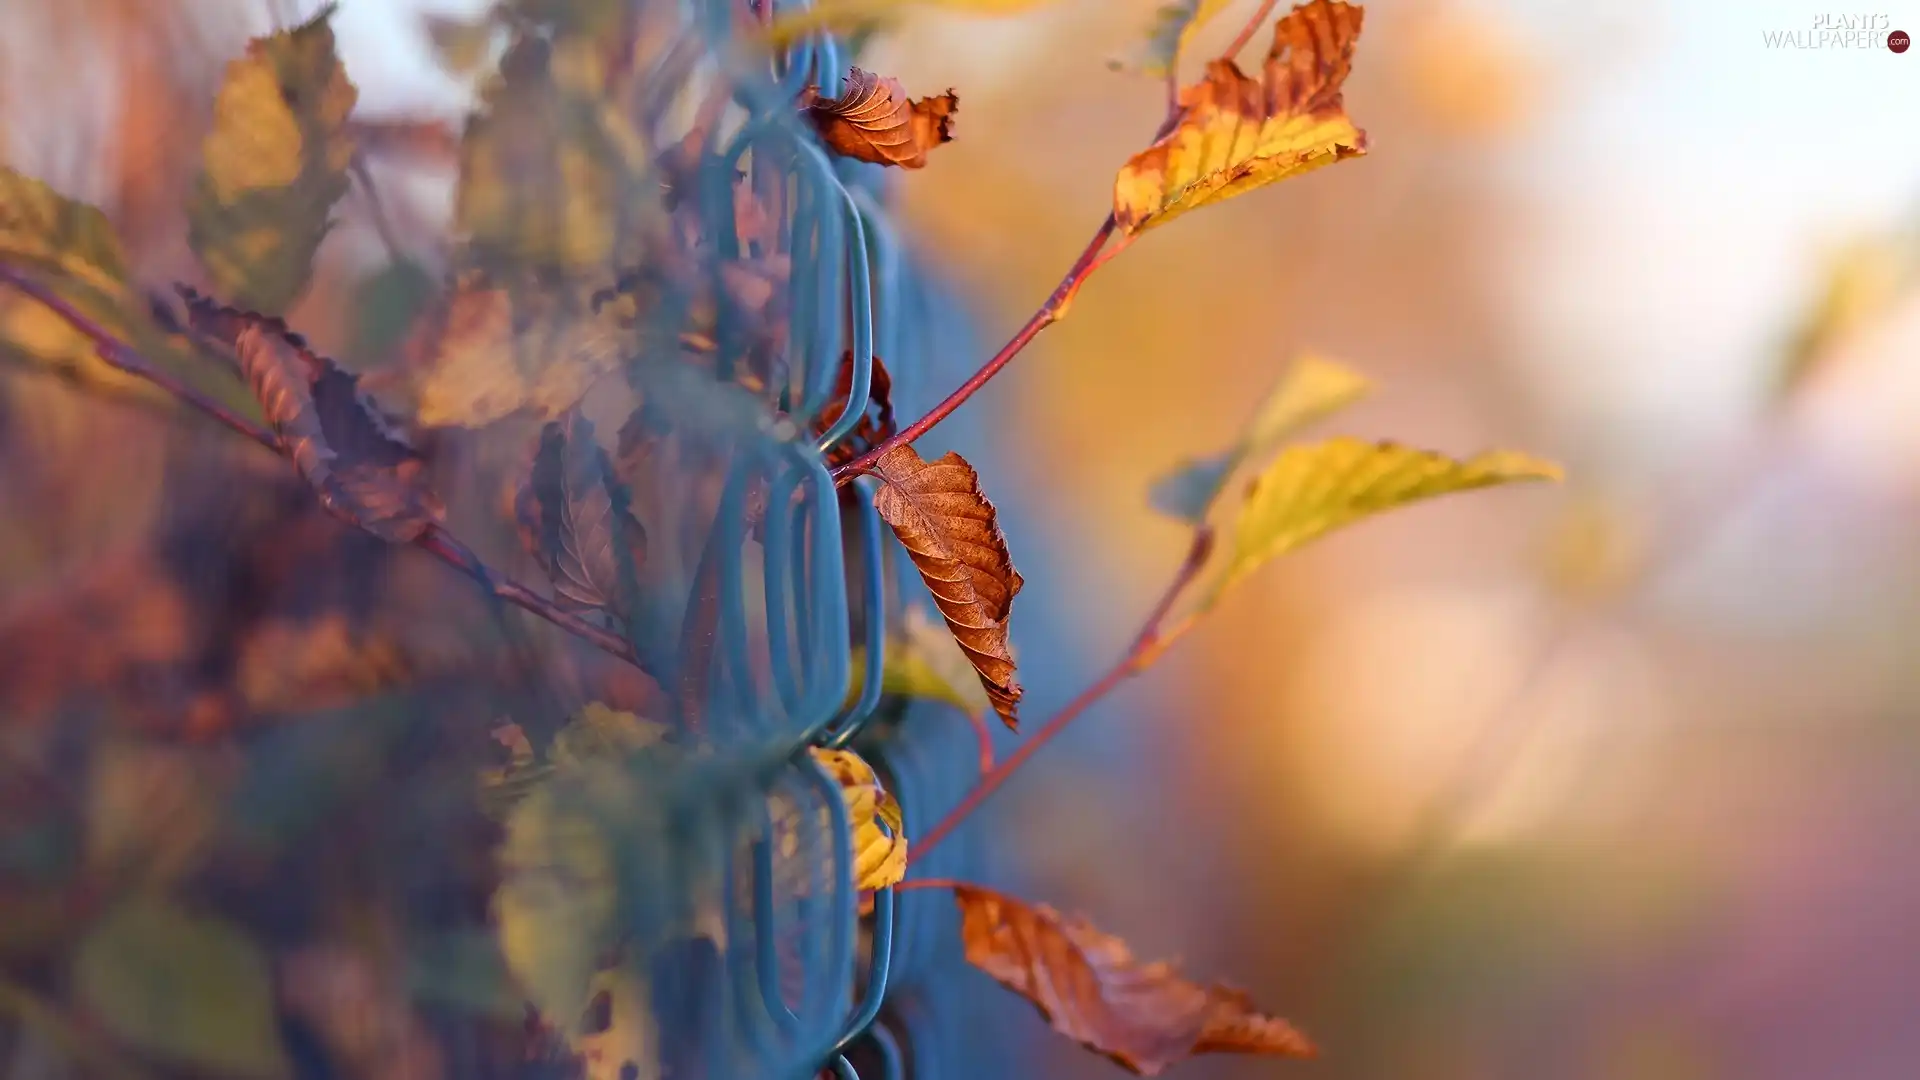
[910, 528, 1215, 865]
[0, 266, 277, 452]
[827, 57, 1211, 487]
[892, 877, 960, 893]
[349, 153, 407, 266]
[1222, 0, 1282, 59]
[830, 217, 1120, 484]
[0, 263, 651, 676]
[964, 708, 996, 775]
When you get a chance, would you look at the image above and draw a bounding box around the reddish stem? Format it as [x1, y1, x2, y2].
[892, 877, 960, 894]
[0, 266, 278, 453]
[830, 216, 1121, 484]
[909, 529, 1214, 864]
[1222, 0, 1282, 59]
[0, 264, 650, 676]
[964, 708, 996, 776]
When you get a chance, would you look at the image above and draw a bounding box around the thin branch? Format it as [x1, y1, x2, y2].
[828, 75, 1201, 487]
[350, 153, 407, 265]
[910, 528, 1215, 865]
[0, 266, 277, 452]
[831, 216, 1120, 484]
[892, 877, 960, 893]
[0, 263, 651, 676]
[1222, 0, 1282, 60]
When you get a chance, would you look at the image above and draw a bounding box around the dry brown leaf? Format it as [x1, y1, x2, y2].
[803, 67, 958, 170]
[870, 445, 1023, 728]
[411, 274, 629, 429]
[181, 290, 444, 544]
[514, 410, 648, 621]
[955, 884, 1316, 1075]
[1114, 0, 1368, 235]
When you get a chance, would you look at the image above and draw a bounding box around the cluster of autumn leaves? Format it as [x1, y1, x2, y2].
[0, 0, 1568, 1077]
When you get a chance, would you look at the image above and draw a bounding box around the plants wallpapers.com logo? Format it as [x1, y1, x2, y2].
[1762, 12, 1911, 49]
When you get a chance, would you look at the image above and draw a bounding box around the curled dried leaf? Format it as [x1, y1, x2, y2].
[515, 410, 649, 621]
[182, 289, 443, 544]
[1114, 0, 1368, 235]
[955, 884, 1316, 1075]
[810, 747, 906, 892]
[803, 67, 957, 169]
[871, 445, 1023, 728]
[410, 272, 629, 428]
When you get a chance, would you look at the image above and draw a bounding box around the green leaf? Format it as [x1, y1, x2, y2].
[847, 604, 992, 721]
[1151, 353, 1370, 523]
[1211, 437, 1561, 604]
[187, 6, 358, 315]
[74, 898, 291, 1080]
[1116, 0, 1237, 78]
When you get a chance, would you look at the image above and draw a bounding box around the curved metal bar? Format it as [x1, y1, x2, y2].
[826, 885, 895, 1058]
[761, 461, 810, 719]
[821, 480, 886, 749]
[800, 748, 857, 1031]
[713, 448, 764, 737]
[831, 1055, 860, 1080]
[794, 453, 852, 744]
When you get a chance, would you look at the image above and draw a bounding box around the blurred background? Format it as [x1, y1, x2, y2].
[5, 0, 1920, 1078]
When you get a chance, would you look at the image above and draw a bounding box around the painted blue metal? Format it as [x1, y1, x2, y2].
[625, 2, 1021, 1076]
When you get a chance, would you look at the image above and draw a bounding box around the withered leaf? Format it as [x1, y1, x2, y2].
[954, 884, 1316, 1075]
[803, 67, 958, 170]
[409, 271, 631, 429]
[870, 445, 1023, 728]
[182, 289, 444, 544]
[515, 409, 648, 621]
[815, 351, 896, 469]
[1114, 0, 1368, 235]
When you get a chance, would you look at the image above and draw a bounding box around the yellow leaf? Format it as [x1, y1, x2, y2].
[1114, 0, 1368, 236]
[187, 6, 358, 315]
[846, 604, 994, 721]
[551, 702, 667, 766]
[764, 0, 1059, 45]
[1212, 437, 1562, 603]
[811, 747, 906, 892]
[1538, 493, 1645, 601]
[456, 34, 651, 274]
[0, 167, 127, 292]
[1774, 232, 1918, 403]
[0, 168, 254, 412]
[413, 275, 629, 428]
[1151, 352, 1370, 522]
[1115, 0, 1238, 78]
